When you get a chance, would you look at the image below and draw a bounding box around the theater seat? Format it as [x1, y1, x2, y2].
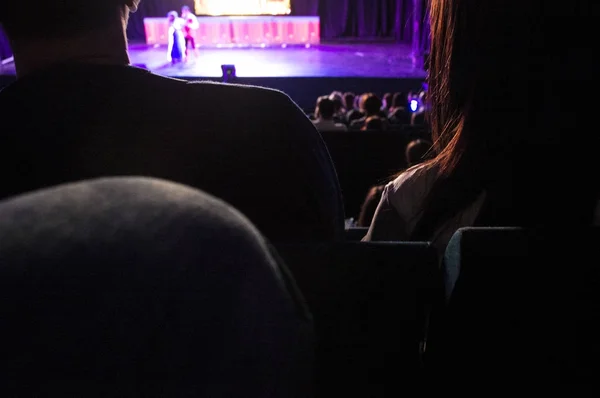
[425, 226, 600, 384]
[274, 241, 440, 397]
[345, 226, 369, 241]
[0, 177, 313, 397]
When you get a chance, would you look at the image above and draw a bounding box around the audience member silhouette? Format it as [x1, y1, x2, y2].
[382, 92, 393, 114]
[312, 97, 348, 132]
[364, 0, 598, 251]
[388, 92, 411, 125]
[361, 116, 386, 132]
[344, 92, 364, 124]
[405, 138, 433, 167]
[0, 0, 345, 243]
[350, 93, 387, 130]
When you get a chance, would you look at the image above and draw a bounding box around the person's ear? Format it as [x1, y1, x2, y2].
[124, 0, 141, 13]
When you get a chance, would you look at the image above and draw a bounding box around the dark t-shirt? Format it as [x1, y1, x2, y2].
[0, 63, 345, 242]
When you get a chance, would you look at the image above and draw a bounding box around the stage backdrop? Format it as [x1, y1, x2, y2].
[127, 0, 430, 45]
[194, 0, 291, 16]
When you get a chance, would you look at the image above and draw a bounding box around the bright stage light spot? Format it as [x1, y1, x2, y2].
[410, 99, 419, 112]
[195, 0, 291, 16]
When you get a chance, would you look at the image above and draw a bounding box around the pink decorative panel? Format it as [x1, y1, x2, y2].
[144, 16, 320, 47]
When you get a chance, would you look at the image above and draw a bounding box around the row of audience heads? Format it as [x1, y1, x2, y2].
[316, 90, 427, 117]
[313, 90, 428, 130]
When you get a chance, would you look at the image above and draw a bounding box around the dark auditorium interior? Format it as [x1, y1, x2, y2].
[0, 0, 598, 395]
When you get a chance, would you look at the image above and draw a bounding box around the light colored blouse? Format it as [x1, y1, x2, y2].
[362, 163, 485, 259]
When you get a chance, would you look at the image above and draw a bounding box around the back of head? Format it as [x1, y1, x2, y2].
[361, 93, 383, 116]
[383, 93, 393, 109]
[343, 92, 356, 110]
[317, 97, 335, 120]
[405, 139, 433, 167]
[328, 92, 343, 115]
[0, 177, 314, 396]
[392, 92, 407, 109]
[0, 0, 126, 40]
[411, 0, 597, 239]
[362, 116, 386, 131]
[329, 91, 343, 102]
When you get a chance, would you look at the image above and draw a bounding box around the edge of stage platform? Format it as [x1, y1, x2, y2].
[144, 16, 320, 47]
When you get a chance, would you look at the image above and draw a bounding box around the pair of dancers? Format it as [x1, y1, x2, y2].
[167, 5, 199, 64]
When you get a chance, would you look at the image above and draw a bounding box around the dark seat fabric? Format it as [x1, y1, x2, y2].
[0, 63, 345, 243]
[275, 241, 440, 397]
[345, 226, 369, 241]
[0, 177, 314, 397]
[425, 226, 600, 385]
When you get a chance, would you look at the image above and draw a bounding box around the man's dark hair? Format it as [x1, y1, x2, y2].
[317, 98, 335, 120]
[383, 92, 393, 108]
[363, 116, 385, 131]
[392, 92, 407, 109]
[343, 92, 355, 110]
[362, 94, 382, 116]
[0, 1, 123, 39]
[405, 138, 433, 166]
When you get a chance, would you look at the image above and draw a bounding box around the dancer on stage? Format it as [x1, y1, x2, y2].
[181, 5, 200, 61]
[166, 11, 186, 64]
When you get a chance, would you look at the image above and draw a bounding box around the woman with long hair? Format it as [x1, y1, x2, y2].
[363, 0, 598, 252]
[166, 11, 186, 64]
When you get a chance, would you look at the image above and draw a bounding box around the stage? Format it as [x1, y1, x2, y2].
[0, 42, 427, 110]
[129, 41, 423, 78]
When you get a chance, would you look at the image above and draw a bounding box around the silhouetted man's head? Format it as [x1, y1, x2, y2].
[343, 92, 355, 111]
[361, 94, 382, 117]
[0, 0, 140, 40]
[316, 98, 335, 120]
[382, 93, 393, 110]
[392, 92, 407, 109]
[405, 139, 434, 166]
[362, 116, 385, 131]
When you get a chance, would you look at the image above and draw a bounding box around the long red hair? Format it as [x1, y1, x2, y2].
[410, 0, 597, 240]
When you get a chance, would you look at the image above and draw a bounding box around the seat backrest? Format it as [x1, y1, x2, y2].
[319, 130, 413, 219]
[275, 241, 440, 397]
[426, 226, 600, 383]
[0, 177, 314, 397]
[345, 226, 369, 241]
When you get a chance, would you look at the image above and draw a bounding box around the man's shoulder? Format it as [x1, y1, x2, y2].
[120, 70, 298, 109]
[186, 79, 289, 97]
[182, 80, 300, 111]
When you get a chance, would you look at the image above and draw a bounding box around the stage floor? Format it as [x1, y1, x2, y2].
[128, 42, 424, 79]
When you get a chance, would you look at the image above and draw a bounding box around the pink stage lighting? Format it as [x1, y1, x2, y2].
[195, 0, 291, 16]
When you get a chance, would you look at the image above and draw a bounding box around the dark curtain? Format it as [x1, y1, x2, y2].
[127, 0, 430, 45]
[0, 24, 12, 61]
